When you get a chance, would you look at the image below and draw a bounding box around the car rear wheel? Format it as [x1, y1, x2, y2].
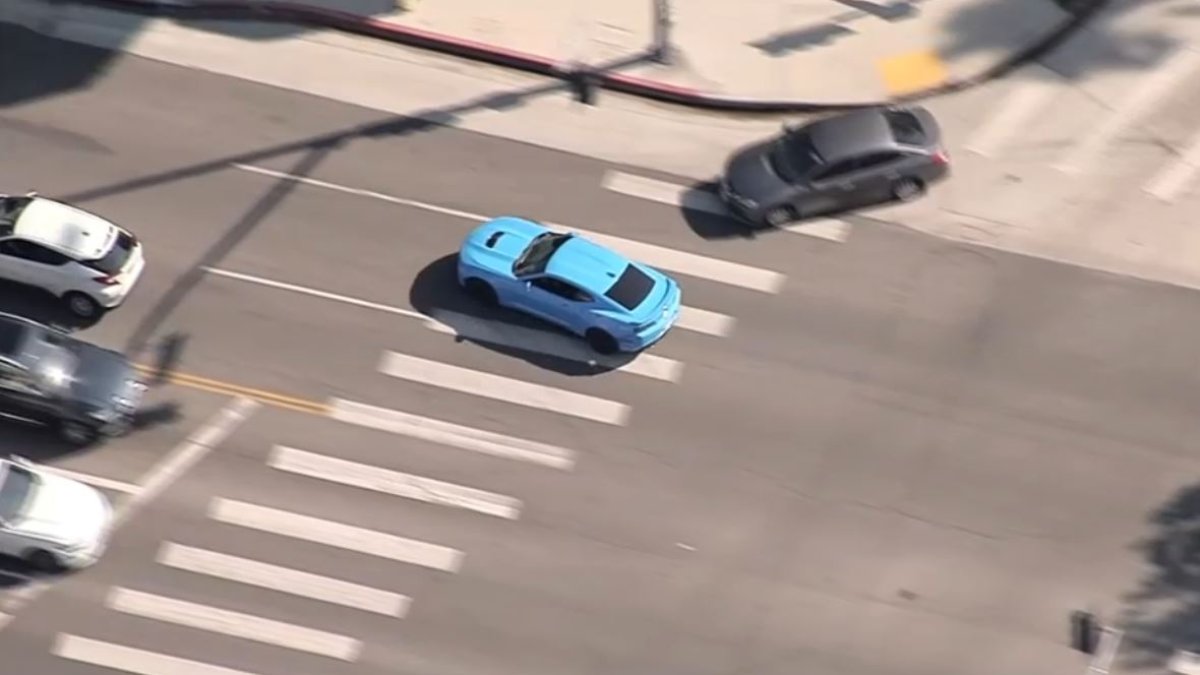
[891, 177, 925, 202]
[585, 328, 619, 355]
[60, 421, 98, 445]
[764, 206, 795, 228]
[63, 292, 100, 319]
[24, 548, 61, 573]
[463, 278, 498, 307]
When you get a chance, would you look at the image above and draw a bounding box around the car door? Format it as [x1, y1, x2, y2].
[841, 151, 906, 206]
[0, 362, 44, 420]
[524, 276, 591, 331]
[0, 239, 71, 294]
[800, 158, 863, 216]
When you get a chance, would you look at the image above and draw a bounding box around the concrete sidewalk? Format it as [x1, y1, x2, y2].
[248, 0, 1071, 102]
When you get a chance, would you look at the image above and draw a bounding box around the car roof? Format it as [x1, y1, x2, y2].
[12, 198, 116, 259]
[805, 108, 903, 163]
[544, 236, 632, 297]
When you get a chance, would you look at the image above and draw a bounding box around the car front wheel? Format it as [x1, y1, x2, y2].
[63, 292, 101, 319]
[463, 278, 498, 307]
[24, 548, 62, 573]
[60, 420, 99, 445]
[585, 328, 619, 355]
[764, 206, 795, 228]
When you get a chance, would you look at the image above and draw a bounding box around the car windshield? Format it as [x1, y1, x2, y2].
[0, 465, 38, 523]
[82, 230, 134, 276]
[0, 197, 32, 238]
[769, 132, 823, 183]
[513, 232, 572, 277]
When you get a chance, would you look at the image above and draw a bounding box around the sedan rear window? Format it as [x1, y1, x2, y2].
[885, 110, 927, 145]
[605, 264, 655, 311]
[83, 231, 135, 276]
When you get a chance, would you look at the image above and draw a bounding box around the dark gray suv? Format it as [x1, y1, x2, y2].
[720, 105, 949, 227]
[0, 312, 145, 444]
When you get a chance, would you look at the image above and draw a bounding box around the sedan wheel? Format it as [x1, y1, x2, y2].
[64, 292, 100, 319]
[891, 178, 925, 203]
[764, 206, 794, 228]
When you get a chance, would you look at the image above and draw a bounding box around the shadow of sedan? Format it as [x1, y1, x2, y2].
[409, 254, 635, 377]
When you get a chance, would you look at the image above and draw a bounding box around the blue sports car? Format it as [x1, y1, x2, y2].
[457, 216, 682, 354]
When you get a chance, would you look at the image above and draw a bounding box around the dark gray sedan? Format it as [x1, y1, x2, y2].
[0, 312, 145, 444]
[719, 105, 949, 227]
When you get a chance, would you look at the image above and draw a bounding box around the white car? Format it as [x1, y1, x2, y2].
[0, 456, 113, 571]
[0, 193, 146, 318]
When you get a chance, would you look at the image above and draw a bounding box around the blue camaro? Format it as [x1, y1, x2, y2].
[457, 216, 682, 354]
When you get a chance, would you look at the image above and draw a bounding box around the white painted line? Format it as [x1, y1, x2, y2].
[1145, 124, 1200, 201]
[269, 445, 521, 519]
[1088, 627, 1123, 674]
[106, 588, 361, 660]
[209, 498, 464, 572]
[157, 542, 410, 617]
[379, 350, 631, 426]
[328, 398, 576, 470]
[965, 75, 1059, 157]
[676, 305, 735, 337]
[37, 466, 138, 494]
[55, 634, 262, 675]
[603, 170, 848, 242]
[205, 267, 426, 320]
[425, 309, 683, 382]
[115, 397, 259, 527]
[233, 163, 785, 293]
[1170, 647, 1200, 675]
[602, 170, 726, 215]
[1056, 48, 1200, 174]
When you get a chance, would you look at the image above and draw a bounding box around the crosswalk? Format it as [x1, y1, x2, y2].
[43, 176, 787, 674]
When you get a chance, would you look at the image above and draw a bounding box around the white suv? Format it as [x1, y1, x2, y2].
[0, 457, 113, 571]
[0, 193, 146, 318]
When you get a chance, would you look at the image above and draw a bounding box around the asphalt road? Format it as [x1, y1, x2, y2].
[1, 28, 1199, 675]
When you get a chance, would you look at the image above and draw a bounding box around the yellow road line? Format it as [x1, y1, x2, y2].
[877, 50, 949, 96]
[133, 364, 330, 416]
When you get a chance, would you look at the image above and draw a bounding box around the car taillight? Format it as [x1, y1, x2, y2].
[932, 149, 950, 166]
[92, 275, 119, 286]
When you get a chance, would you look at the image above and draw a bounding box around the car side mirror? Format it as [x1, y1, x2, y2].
[11, 455, 31, 467]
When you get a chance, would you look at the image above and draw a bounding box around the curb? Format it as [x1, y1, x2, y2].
[63, 0, 1109, 114]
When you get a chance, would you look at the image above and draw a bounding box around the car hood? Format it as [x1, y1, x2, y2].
[15, 199, 118, 261]
[13, 472, 111, 547]
[459, 217, 546, 276]
[724, 140, 793, 204]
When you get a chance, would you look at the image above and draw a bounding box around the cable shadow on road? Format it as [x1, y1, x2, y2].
[409, 254, 631, 376]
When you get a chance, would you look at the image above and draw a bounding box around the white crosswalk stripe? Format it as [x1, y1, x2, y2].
[1144, 126, 1200, 202]
[106, 588, 362, 660]
[424, 309, 684, 382]
[55, 634, 262, 675]
[269, 445, 522, 519]
[601, 170, 850, 242]
[328, 398, 576, 469]
[157, 542, 411, 616]
[208, 498, 464, 572]
[964, 68, 1061, 157]
[378, 350, 631, 426]
[233, 163, 786, 293]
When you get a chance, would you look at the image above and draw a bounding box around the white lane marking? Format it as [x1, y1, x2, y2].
[106, 588, 361, 660]
[209, 498, 464, 572]
[1089, 627, 1123, 674]
[233, 163, 786, 293]
[157, 542, 410, 617]
[379, 351, 631, 426]
[1144, 124, 1200, 201]
[269, 445, 521, 519]
[37, 466, 138, 494]
[115, 397, 259, 527]
[1055, 48, 1200, 174]
[425, 309, 683, 382]
[676, 305, 735, 337]
[328, 398, 575, 470]
[1170, 648, 1200, 675]
[0, 399, 259, 634]
[55, 634, 261, 675]
[965, 73, 1060, 157]
[602, 170, 849, 242]
[205, 267, 426, 320]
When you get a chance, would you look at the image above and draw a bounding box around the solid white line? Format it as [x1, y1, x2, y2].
[37, 466, 138, 494]
[232, 163, 785, 293]
[209, 498, 464, 572]
[379, 351, 631, 426]
[157, 542, 410, 616]
[327, 398, 575, 470]
[115, 397, 259, 527]
[205, 267, 426, 320]
[676, 305, 735, 337]
[1088, 627, 1123, 674]
[1145, 125, 1200, 201]
[603, 170, 849, 242]
[1055, 48, 1200, 174]
[425, 309, 683, 382]
[106, 588, 361, 660]
[269, 445, 521, 519]
[55, 634, 262, 675]
[965, 75, 1059, 157]
[1169, 648, 1200, 675]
